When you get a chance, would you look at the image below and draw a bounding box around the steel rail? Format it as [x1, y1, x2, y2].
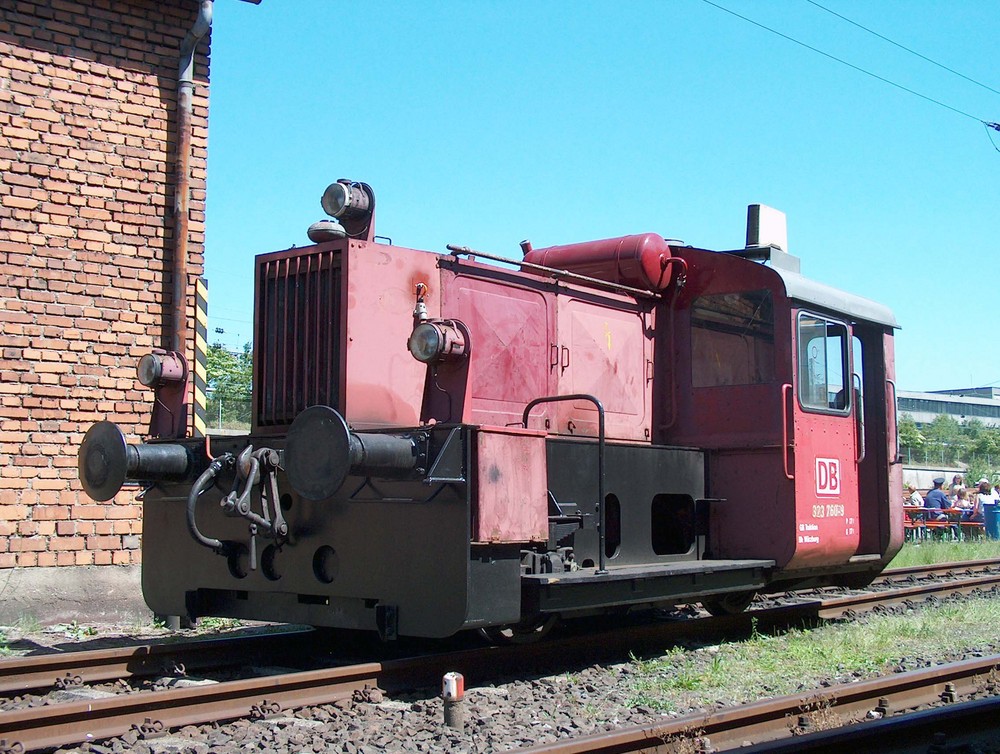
[3, 568, 1000, 751]
[0, 640, 555, 752]
[509, 654, 1000, 753]
[815, 572, 1000, 618]
[3, 561, 993, 698]
[878, 556, 1000, 579]
[729, 697, 1000, 753]
[0, 658, 384, 751]
[0, 628, 313, 696]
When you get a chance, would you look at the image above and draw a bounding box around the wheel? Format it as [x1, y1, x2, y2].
[478, 615, 558, 644]
[701, 591, 756, 616]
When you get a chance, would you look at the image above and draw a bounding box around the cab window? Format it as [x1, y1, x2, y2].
[691, 290, 775, 387]
[797, 313, 849, 413]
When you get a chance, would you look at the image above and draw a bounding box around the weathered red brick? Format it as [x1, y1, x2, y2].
[1, 1, 209, 569]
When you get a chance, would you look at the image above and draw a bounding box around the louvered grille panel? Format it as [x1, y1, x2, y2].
[255, 250, 341, 428]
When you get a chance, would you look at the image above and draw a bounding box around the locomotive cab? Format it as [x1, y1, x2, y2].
[661, 245, 902, 590]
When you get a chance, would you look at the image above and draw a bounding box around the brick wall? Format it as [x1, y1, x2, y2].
[0, 1, 210, 567]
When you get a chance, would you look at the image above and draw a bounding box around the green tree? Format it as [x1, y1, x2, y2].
[922, 414, 964, 464]
[206, 343, 252, 428]
[897, 414, 924, 449]
[963, 458, 993, 488]
[971, 425, 1000, 459]
[897, 411, 1000, 481]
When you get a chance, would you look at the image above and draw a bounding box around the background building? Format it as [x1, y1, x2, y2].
[897, 387, 1000, 490]
[0, 0, 211, 622]
[897, 387, 1000, 429]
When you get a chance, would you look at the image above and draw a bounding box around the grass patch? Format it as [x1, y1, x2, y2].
[15, 613, 41, 634]
[888, 539, 1000, 568]
[628, 594, 1000, 712]
[198, 616, 243, 631]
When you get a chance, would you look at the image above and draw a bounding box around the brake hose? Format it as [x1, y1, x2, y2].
[186, 453, 234, 553]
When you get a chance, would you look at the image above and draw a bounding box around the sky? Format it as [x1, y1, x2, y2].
[202, 0, 999, 394]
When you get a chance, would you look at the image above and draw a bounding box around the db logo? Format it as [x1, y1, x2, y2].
[815, 458, 840, 496]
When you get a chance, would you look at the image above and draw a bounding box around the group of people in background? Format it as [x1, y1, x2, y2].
[905, 474, 1000, 523]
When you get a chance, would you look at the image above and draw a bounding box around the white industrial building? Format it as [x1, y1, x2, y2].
[896, 387, 1000, 428]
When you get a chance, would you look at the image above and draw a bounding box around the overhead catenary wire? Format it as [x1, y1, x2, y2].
[804, 0, 1000, 98]
[700, 0, 997, 134]
[986, 122, 1000, 153]
[210, 314, 253, 325]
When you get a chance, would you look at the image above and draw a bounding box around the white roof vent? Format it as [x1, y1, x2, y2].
[746, 203, 787, 251]
[745, 203, 799, 273]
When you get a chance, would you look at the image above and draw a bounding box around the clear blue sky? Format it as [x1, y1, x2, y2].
[203, 0, 999, 394]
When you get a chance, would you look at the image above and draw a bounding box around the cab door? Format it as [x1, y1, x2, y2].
[787, 311, 860, 567]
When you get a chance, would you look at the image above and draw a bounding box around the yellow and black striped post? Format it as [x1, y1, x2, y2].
[193, 277, 208, 437]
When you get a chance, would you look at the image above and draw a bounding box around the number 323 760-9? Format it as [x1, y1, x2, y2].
[812, 504, 846, 518]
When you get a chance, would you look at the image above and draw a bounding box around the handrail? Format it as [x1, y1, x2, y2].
[446, 244, 662, 300]
[853, 373, 866, 465]
[522, 394, 607, 574]
[660, 261, 687, 431]
[781, 383, 794, 481]
[886, 378, 901, 464]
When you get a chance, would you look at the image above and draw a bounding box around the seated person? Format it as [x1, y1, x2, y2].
[954, 488, 972, 509]
[905, 483, 923, 507]
[951, 474, 966, 498]
[923, 477, 950, 520]
[956, 489, 983, 522]
[977, 478, 998, 509]
[966, 498, 985, 523]
[976, 477, 1000, 505]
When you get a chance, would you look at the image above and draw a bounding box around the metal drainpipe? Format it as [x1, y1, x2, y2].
[155, 0, 213, 632]
[172, 0, 213, 354]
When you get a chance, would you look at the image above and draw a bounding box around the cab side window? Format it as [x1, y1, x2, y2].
[798, 313, 849, 413]
[691, 290, 775, 387]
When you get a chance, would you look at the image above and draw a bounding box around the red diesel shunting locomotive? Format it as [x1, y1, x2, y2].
[79, 180, 901, 641]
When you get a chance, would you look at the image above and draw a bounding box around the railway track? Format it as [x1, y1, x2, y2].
[2, 559, 999, 752]
[0, 627, 314, 696]
[874, 556, 1000, 581]
[510, 654, 1000, 753]
[5, 558, 998, 698]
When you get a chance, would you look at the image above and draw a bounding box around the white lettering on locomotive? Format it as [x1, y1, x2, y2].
[815, 457, 841, 497]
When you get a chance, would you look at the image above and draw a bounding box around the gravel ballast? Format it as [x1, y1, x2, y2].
[4, 590, 1000, 753]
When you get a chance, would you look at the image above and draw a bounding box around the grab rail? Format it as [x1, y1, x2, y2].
[781, 383, 794, 481]
[886, 378, 901, 464]
[523, 394, 607, 574]
[853, 373, 866, 465]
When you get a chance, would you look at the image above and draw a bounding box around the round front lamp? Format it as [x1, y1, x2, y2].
[406, 321, 468, 364]
[137, 353, 162, 387]
[137, 350, 188, 388]
[321, 181, 371, 220]
[408, 323, 443, 363]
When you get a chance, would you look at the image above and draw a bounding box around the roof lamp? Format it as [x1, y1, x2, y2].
[321, 181, 371, 220]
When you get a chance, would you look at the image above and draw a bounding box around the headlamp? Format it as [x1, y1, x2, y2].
[321, 181, 371, 220]
[137, 350, 187, 388]
[406, 320, 468, 364]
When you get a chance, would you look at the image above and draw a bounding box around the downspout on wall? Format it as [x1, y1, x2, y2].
[172, 0, 213, 356]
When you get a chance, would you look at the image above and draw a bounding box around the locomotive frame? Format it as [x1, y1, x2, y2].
[79, 181, 901, 640]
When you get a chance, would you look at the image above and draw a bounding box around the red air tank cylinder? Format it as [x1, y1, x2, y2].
[522, 233, 674, 292]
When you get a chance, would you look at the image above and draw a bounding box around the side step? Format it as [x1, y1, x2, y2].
[521, 559, 775, 613]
